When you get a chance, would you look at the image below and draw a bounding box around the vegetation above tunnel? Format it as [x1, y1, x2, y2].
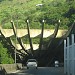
[0, 0, 75, 29]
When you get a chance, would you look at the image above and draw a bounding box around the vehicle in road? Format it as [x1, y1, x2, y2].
[26, 59, 38, 69]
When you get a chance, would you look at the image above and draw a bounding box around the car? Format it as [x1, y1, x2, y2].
[55, 60, 59, 67]
[26, 59, 38, 69]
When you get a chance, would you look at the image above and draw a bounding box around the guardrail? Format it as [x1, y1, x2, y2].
[64, 34, 75, 75]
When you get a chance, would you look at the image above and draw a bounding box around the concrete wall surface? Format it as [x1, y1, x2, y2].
[0, 29, 67, 38]
[0, 63, 22, 73]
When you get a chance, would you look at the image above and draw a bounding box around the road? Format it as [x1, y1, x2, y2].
[7, 67, 65, 75]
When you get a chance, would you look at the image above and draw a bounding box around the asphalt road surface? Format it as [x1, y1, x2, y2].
[7, 67, 65, 75]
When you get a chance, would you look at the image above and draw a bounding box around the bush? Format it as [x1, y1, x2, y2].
[0, 42, 14, 64]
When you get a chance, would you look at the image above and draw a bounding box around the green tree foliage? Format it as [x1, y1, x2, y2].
[39, 0, 75, 28]
[0, 0, 4, 2]
[0, 0, 75, 29]
[0, 42, 14, 64]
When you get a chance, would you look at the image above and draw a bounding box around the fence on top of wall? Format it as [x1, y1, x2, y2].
[64, 34, 75, 75]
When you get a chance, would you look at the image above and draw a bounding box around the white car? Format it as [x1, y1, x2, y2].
[26, 59, 38, 69]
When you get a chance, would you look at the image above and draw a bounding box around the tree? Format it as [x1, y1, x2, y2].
[0, 42, 14, 64]
[66, 0, 74, 2]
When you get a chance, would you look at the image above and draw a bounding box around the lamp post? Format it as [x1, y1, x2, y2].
[15, 27, 17, 64]
[26, 20, 34, 57]
[15, 16, 18, 64]
[0, 50, 1, 64]
[11, 19, 17, 64]
[39, 20, 44, 50]
[15, 44, 16, 64]
[38, 20, 45, 57]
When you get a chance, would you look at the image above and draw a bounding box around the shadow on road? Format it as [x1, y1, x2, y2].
[6, 67, 66, 75]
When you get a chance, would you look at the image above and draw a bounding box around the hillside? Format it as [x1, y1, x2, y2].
[0, 0, 52, 28]
[0, 0, 75, 29]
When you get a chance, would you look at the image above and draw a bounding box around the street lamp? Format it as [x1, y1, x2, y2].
[15, 16, 18, 64]
[38, 20, 45, 57]
[39, 19, 45, 50]
[26, 20, 34, 57]
[15, 27, 17, 64]
[11, 19, 17, 64]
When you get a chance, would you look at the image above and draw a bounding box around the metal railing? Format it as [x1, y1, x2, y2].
[64, 34, 75, 75]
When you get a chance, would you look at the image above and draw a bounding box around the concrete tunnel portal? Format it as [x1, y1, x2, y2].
[0, 20, 75, 67]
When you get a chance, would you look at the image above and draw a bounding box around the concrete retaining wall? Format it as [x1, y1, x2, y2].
[0, 29, 67, 38]
[0, 63, 22, 73]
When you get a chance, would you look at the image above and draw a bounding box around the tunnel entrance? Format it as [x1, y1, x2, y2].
[22, 38, 64, 67]
[0, 20, 75, 67]
[34, 38, 64, 67]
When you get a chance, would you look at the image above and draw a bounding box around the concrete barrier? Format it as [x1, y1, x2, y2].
[0, 63, 22, 73]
